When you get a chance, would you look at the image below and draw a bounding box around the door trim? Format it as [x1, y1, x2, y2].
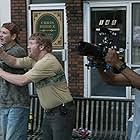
[83, 1, 131, 99]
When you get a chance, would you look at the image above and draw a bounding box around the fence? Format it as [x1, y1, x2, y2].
[74, 97, 133, 140]
[28, 95, 134, 140]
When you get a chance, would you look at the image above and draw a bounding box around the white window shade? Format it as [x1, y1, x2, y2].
[0, 0, 11, 26]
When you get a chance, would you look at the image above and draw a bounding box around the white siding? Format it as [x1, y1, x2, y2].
[0, 0, 11, 26]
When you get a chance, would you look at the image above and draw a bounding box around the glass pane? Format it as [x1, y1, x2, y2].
[91, 69, 125, 97]
[91, 7, 126, 52]
[30, 0, 65, 4]
[131, 68, 140, 96]
[90, 7, 126, 97]
[132, 4, 140, 64]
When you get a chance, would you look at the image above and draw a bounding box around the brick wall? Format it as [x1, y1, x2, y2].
[66, 0, 84, 96]
[11, 0, 27, 48]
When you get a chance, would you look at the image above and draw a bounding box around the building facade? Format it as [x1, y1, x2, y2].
[1, 0, 140, 99]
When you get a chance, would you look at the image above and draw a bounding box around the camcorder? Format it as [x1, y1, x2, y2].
[77, 27, 124, 71]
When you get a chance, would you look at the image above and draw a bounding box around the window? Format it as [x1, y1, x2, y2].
[132, 3, 140, 65]
[90, 7, 126, 97]
[29, 0, 65, 4]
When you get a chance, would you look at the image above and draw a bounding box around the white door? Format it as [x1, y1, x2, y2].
[83, 1, 132, 99]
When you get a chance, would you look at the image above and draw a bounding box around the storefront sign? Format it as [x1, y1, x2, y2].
[32, 10, 63, 48]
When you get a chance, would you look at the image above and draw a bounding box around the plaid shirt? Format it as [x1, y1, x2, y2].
[0, 43, 30, 108]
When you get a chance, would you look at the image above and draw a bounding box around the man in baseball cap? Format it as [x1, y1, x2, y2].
[0, 22, 30, 140]
[1, 22, 19, 44]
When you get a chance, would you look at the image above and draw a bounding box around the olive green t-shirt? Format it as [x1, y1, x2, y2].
[18, 53, 73, 110]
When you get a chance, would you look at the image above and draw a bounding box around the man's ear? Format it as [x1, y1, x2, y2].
[11, 34, 17, 41]
[39, 45, 45, 50]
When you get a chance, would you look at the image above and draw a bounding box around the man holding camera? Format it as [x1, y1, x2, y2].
[97, 48, 140, 88]
[97, 48, 140, 140]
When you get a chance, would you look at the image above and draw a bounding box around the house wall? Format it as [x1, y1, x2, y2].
[66, 0, 84, 96]
[11, 0, 27, 48]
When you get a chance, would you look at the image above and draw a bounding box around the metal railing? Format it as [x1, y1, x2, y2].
[74, 97, 134, 139]
[28, 95, 134, 140]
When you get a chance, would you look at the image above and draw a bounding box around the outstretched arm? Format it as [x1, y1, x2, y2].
[0, 48, 21, 68]
[105, 48, 140, 90]
[0, 68, 31, 86]
[97, 68, 131, 86]
[87, 55, 131, 86]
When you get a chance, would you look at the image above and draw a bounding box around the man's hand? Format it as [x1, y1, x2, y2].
[105, 48, 123, 69]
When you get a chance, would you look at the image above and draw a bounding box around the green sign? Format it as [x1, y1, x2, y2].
[32, 11, 63, 48]
[36, 14, 59, 42]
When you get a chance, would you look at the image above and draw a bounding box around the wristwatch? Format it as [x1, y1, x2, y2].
[118, 62, 127, 72]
